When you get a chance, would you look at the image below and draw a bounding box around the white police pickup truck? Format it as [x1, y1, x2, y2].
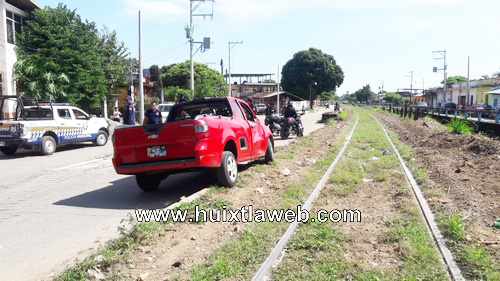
[0, 96, 109, 155]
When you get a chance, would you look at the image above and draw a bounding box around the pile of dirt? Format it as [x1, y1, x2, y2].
[375, 112, 500, 246]
[115, 120, 350, 281]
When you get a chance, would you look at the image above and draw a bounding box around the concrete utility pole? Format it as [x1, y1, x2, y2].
[277, 65, 280, 113]
[138, 10, 144, 125]
[433, 50, 447, 103]
[467, 56, 470, 107]
[188, 0, 214, 96]
[406, 71, 413, 104]
[228, 41, 242, 97]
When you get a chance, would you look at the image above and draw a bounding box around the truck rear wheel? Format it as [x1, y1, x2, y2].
[41, 136, 56, 155]
[217, 151, 238, 187]
[264, 138, 274, 163]
[0, 146, 17, 155]
[136, 174, 162, 192]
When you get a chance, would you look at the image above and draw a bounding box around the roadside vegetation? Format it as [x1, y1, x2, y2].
[189, 114, 355, 280]
[444, 118, 476, 135]
[271, 109, 448, 280]
[373, 109, 500, 280]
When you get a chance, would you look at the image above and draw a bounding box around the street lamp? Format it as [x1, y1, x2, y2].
[309, 81, 317, 109]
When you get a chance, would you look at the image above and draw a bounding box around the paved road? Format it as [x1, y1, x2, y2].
[0, 107, 329, 280]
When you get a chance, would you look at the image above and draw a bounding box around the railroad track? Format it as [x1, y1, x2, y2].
[252, 113, 464, 281]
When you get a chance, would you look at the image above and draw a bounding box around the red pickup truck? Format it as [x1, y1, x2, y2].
[112, 97, 274, 191]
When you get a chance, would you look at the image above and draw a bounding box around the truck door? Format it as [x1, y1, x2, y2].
[71, 108, 93, 141]
[239, 102, 265, 157]
[56, 108, 77, 143]
[231, 100, 252, 161]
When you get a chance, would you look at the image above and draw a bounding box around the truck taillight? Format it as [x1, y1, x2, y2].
[194, 120, 210, 140]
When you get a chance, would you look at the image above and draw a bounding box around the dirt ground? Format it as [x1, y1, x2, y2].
[115, 120, 349, 280]
[374, 112, 500, 247]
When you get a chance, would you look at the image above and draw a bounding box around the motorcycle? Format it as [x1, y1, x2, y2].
[265, 113, 282, 135]
[280, 114, 304, 140]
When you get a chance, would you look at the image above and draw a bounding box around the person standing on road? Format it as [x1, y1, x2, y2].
[246, 97, 257, 114]
[265, 103, 275, 116]
[112, 107, 122, 122]
[143, 102, 163, 125]
[123, 96, 135, 125]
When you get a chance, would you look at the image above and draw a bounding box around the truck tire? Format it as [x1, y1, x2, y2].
[0, 146, 17, 155]
[136, 174, 162, 192]
[40, 136, 56, 155]
[94, 130, 108, 146]
[264, 138, 274, 163]
[217, 151, 238, 187]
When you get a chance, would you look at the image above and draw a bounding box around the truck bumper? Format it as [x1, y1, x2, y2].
[114, 157, 198, 174]
[0, 138, 26, 147]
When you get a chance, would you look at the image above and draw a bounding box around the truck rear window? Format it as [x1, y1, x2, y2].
[167, 100, 233, 122]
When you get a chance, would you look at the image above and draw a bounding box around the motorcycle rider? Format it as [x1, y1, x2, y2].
[284, 102, 302, 135]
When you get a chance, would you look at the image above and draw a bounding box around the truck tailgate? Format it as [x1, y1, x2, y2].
[0, 121, 22, 139]
[113, 121, 197, 165]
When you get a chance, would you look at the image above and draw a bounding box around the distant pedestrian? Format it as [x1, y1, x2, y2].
[144, 102, 163, 125]
[112, 107, 122, 122]
[176, 94, 187, 104]
[123, 96, 135, 125]
[246, 97, 257, 113]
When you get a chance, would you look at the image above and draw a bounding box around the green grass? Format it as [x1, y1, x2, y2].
[338, 111, 348, 120]
[444, 118, 476, 135]
[275, 152, 294, 159]
[374, 109, 500, 281]
[189, 117, 356, 280]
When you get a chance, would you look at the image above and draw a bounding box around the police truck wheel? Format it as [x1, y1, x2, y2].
[40, 136, 56, 155]
[216, 151, 238, 187]
[264, 138, 274, 163]
[136, 174, 161, 192]
[94, 130, 108, 146]
[0, 146, 17, 155]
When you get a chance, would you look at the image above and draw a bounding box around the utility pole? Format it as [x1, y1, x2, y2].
[138, 10, 144, 125]
[406, 71, 413, 105]
[188, 0, 214, 96]
[433, 50, 447, 103]
[467, 56, 470, 107]
[378, 80, 384, 104]
[220, 59, 223, 75]
[277, 65, 280, 113]
[228, 41, 242, 97]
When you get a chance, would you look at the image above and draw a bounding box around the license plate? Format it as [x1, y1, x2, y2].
[147, 146, 166, 158]
[0, 141, 5, 146]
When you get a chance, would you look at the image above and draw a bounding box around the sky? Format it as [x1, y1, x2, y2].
[36, 0, 500, 96]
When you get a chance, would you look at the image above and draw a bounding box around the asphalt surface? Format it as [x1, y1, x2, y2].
[0, 107, 329, 280]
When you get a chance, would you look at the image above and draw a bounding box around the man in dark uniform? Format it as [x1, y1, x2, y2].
[123, 96, 135, 125]
[144, 102, 163, 125]
[264, 103, 275, 116]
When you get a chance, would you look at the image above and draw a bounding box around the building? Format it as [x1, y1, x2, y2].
[224, 73, 276, 98]
[0, 0, 39, 119]
[0, 0, 39, 96]
[247, 91, 307, 112]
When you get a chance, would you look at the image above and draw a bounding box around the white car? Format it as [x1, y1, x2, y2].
[157, 103, 175, 122]
[0, 96, 109, 155]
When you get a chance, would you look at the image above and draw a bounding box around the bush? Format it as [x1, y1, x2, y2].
[444, 118, 475, 135]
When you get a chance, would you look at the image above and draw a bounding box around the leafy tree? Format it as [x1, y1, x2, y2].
[14, 4, 128, 113]
[281, 48, 344, 107]
[149, 64, 160, 82]
[263, 79, 275, 83]
[320, 91, 335, 101]
[161, 61, 227, 99]
[354, 85, 374, 103]
[442, 75, 467, 86]
[384, 92, 402, 103]
[164, 86, 190, 102]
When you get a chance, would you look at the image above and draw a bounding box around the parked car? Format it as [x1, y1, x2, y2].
[112, 97, 274, 191]
[0, 96, 109, 156]
[441, 102, 457, 110]
[157, 103, 175, 122]
[470, 103, 493, 118]
[414, 102, 428, 110]
[255, 103, 267, 115]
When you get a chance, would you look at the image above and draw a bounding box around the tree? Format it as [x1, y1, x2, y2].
[442, 75, 467, 86]
[281, 48, 344, 106]
[320, 91, 335, 101]
[14, 4, 128, 113]
[384, 92, 402, 104]
[354, 85, 374, 103]
[149, 64, 160, 82]
[161, 61, 227, 99]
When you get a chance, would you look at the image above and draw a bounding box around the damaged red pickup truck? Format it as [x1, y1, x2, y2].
[112, 97, 274, 191]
